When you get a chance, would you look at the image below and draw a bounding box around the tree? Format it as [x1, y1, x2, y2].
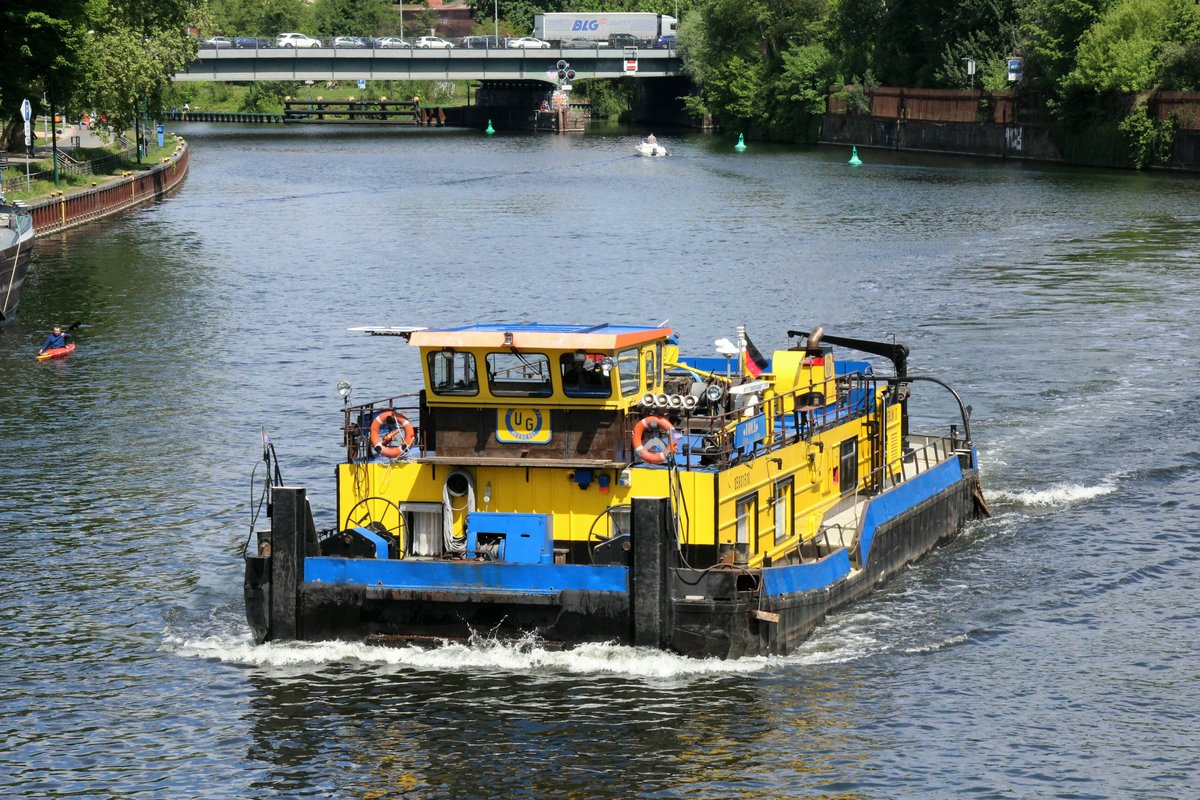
[0, 0, 92, 149]
[1067, 0, 1171, 93]
[1154, 0, 1200, 90]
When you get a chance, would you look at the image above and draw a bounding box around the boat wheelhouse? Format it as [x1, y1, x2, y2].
[245, 322, 987, 658]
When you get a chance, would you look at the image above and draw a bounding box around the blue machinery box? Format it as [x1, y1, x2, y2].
[466, 512, 554, 564]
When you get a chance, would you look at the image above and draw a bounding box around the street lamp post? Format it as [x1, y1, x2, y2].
[494, 0, 499, 42]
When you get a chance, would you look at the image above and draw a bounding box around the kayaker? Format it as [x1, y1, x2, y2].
[38, 325, 72, 355]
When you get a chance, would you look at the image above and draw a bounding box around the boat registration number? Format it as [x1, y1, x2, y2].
[496, 408, 552, 445]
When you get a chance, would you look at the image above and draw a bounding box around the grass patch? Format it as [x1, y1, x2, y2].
[2, 137, 180, 204]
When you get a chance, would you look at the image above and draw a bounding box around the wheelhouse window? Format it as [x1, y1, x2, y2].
[486, 352, 553, 397]
[617, 348, 641, 397]
[560, 353, 613, 398]
[643, 349, 657, 393]
[428, 350, 478, 396]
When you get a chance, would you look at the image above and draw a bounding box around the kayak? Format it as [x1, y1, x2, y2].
[37, 342, 75, 361]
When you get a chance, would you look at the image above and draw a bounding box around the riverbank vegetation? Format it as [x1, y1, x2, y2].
[5, 0, 1195, 156]
[671, 0, 1199, 147]
[0, 138, 177, 204]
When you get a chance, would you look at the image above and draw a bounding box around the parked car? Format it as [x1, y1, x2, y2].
[203, 36, 233, 49]
[375, 37, 411, 49]
[508, 36, 551, 49]
[414, 36, 453, 49]
[233, 36, 271, 48]
[607, 33, 642, 48]
[332, 36, 367, 48]
[276, 32, 322, 48]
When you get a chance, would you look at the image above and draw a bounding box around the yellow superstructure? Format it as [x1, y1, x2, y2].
[334, 323, 892, 571]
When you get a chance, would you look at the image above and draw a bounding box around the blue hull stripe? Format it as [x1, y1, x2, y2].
[762, 549, 851, 596]
[305, 557, 629, 594]
[860, 456, 964, 564]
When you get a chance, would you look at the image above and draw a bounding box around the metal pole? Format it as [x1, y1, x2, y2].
[49, 83, 59, 186]
[494, 0, 499, 41]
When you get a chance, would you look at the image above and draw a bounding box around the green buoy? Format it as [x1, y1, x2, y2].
[485, 119, 495, 135]
[848, 146, 862, 166]
[734, 133, 747, 152]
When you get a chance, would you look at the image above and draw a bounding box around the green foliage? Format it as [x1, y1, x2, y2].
[1067, 0, 1171, 93]
[700, 55, 765, 128]
[241, 82, 298, 112]
[205, 0, 307, 36]
[1018, 0, 1106, 106]
[1118, 102, 1174, 167]
[679, 0, 833, 135]
[0, 0, 93, 144]
[1154, 0, 1200, 89]
[79, 23, 196, 131]
[830, 0, 886, 81]
[836, 69, 878, 115]
[763, 43, 836, 139]
[576, 78, 637, 119]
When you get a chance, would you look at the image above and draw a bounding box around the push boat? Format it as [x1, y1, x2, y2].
[245, 323, 989, 658]
[635, 139, 666, 157]
[0, 199, 35, 322]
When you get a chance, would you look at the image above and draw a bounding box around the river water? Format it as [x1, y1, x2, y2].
[1, 124, 1197, 799]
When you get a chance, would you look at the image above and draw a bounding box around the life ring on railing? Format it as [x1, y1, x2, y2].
[369, 410, 415, 459]
[632, 416, 677, 465]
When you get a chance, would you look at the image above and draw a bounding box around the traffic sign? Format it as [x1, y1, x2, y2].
[357, 79, 366, 89]
[1007, 57, 1023, 82]
[21, 98, 31, 121]
[624, 58, 638, 74]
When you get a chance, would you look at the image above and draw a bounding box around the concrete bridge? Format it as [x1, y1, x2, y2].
[175, 46, 683, 85]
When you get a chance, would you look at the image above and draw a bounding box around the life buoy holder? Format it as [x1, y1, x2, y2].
[632, 416, 677, 465]
[369, 410, 415, 459]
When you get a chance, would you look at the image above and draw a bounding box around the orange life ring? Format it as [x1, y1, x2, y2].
[369, 410, 415, 459]
[632, 416, 677, 465]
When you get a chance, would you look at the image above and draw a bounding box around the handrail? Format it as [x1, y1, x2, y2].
[342, 394, 423, 463]
[628, 368, 878, 470]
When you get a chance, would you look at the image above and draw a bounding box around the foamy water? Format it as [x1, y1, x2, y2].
[989, 481, 1118, 507]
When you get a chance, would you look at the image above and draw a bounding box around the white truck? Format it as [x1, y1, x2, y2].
[532, 13, 678, 46]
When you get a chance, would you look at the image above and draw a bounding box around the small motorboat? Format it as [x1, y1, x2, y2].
[635, 138, 667, 157]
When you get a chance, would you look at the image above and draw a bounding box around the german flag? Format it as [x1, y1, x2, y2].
[744, 332, 769, 377]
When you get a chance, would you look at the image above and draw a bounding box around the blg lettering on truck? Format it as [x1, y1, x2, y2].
[570, 18, 604, 31]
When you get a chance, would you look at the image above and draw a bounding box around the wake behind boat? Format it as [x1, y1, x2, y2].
[244, 322, 989, 658]
[636, 137, 667, 157]
[0, 198, 35, 322]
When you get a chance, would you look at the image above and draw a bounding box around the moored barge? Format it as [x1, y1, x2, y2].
[245, 323, 988, 658]
[0, 199, 34, 322]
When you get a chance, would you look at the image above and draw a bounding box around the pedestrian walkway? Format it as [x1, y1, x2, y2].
[5, 121, 117, 168]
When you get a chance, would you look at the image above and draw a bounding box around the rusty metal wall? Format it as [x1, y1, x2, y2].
[829, 86, 1200, 131]
[1153, 92, 1200, 130]
[29, 141, 189, 236]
